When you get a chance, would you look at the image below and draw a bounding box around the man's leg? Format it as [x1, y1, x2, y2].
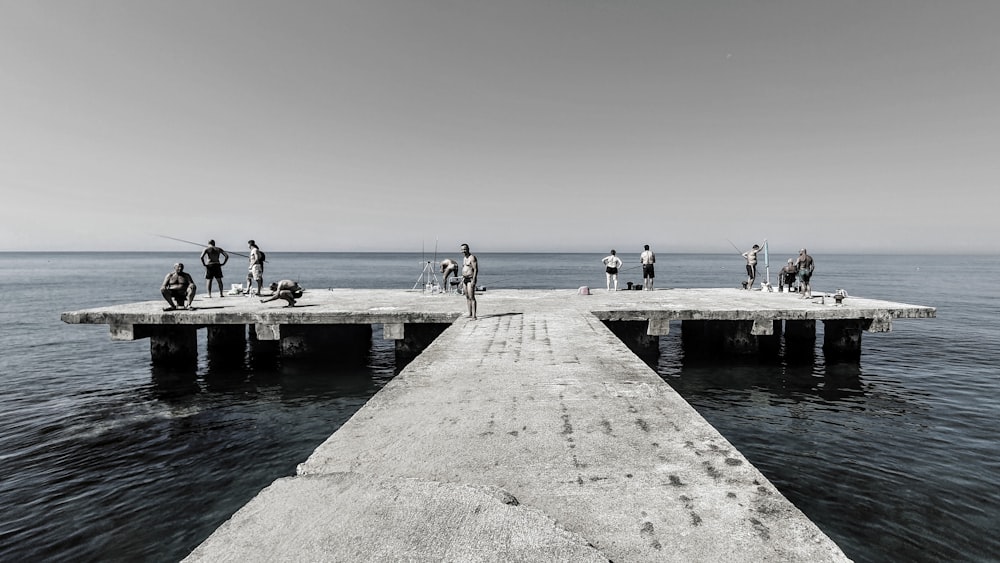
[161, 288, 177, 309]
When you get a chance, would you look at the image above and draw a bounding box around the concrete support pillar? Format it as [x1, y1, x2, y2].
[149, 326, 198, 366]
[823, 319, 864, 363]
[280, 325, 373, 361]
[681, 320, 778, 357]
[207, 325, 246, 350]
[247, 324, 279, 365]
[395, 323, 449, 361]
[603, 321, 659, 360]
[784, 320, 816, 361]
[722, 320, 755, 355]
[206, 325, 247, 365]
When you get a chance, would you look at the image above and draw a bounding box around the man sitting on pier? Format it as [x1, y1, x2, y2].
[778, 258, 798, 292]
[160, 263, 196, 311]
[260, 279, 304, 307]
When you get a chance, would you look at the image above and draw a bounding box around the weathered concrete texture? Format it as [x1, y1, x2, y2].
[190, 311, 852, 562]
[185, 473, 610, 563]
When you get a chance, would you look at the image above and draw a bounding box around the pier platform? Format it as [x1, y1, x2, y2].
[62, 289, 934, 561]
[62, 287, 936, 363]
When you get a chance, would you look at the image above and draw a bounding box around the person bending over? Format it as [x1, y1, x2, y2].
[260, 279, 303, 307]
[440, 258, 459, 293]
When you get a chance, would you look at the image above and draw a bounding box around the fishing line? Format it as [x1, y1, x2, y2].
[152, 234, 250, 259]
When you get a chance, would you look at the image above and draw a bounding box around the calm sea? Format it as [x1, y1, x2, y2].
[0, 252, 996, 562]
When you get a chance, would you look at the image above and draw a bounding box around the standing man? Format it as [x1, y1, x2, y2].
[160, 263, 196, 311]
[440, 258, 459, 293]
[640, 244, 656, 291]
[602, 249, 623, 292]
[742, 243, 764, 290]
[245, 240, 265, 295]
[460, 243, 478, 319]
[199, 239, 229, 298]
[795, 248, 815, 298]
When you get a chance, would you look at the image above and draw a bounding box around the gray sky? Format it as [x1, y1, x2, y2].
[1, 1, 997, 253]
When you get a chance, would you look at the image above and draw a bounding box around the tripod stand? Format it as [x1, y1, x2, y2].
[412, 260, 440, 292]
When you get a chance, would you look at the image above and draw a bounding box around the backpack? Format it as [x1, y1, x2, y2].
[257, 249, 266, 264]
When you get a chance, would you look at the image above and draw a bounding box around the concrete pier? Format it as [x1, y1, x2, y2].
[61, 288, 934, 561]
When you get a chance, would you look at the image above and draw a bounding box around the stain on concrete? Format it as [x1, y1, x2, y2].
[635, 418, 650, 432]
[668, 475, 684, 487]
[600, 419, 613, 435]
[702, 461, 723, 480]
[725, 457, 743, 466]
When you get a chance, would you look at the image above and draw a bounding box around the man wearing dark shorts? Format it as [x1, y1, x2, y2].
[200, 239, 229, 298]
[795, 248, 815, 298]
[640, 244, 656, 291]
[160, 263, 196, 310]
[260, 279, 303, 307]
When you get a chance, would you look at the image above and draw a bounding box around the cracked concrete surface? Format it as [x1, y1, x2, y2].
[187, 310, 852, 562]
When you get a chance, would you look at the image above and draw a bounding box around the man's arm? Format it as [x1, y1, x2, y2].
[471, 256, 478, 285]
[200, 248, 209, 265]
[221, 249, 229, 265]
[161, 273, 172, 289]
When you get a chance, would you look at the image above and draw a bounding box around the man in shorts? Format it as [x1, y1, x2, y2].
[245, 240, 264, 295]
[640, 244, 656, 291]
[742, 243, 764, 290]
[602, 249, 622, 292]
[199, 239, 229, 298]
[260, 279, 303, 307]
[160, 263, 196, 311]
[795, 249, 815, 298]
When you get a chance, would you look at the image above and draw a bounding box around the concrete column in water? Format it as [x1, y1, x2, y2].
[207, 325, 247, 363]
[280, 324, 373, 361]
[149, 326, 198, 366]
[603, 321, 659, 359]
[680, 320, 779, 357]
[822, 319, 863, 363]
[784, 319, 817, 360]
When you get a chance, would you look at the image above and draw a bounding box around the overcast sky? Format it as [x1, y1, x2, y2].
[1, 1, 996, 254]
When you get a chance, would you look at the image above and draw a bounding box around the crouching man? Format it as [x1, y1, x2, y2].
[161, 263, 196, 311]
[260, 279, 304, 307]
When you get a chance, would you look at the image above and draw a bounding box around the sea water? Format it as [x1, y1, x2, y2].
[0, 252, 997, 562]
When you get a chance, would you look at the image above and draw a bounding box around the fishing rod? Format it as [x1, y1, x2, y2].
[153, 234, 250, 258]
[726, 239, 744, 255]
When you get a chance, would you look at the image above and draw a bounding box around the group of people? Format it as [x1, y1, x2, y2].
[439, 243, 479, 319]
[159, 239, 302, 310]
[742, 244, 815, 298]
[599, 245, 657, 292]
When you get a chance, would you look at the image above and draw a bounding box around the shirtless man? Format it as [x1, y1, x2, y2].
[778, 258, 798, 292]
[245, 240, 264, 295]
[260, 279, 303, 307]
[795, 249, 815, 298]
[460, 243, 478, 319]
[602, 250, 622, 291]
[199, 239, 229, 298]
[440, 258, 459, 293]
[640, 244, 656, 291]
[160, 263, 196, 311]
[742, 243, 764, 290]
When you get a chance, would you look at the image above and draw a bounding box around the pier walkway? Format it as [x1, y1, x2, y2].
[62, 288, 934, 561]
[186, 309, 848, 562]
